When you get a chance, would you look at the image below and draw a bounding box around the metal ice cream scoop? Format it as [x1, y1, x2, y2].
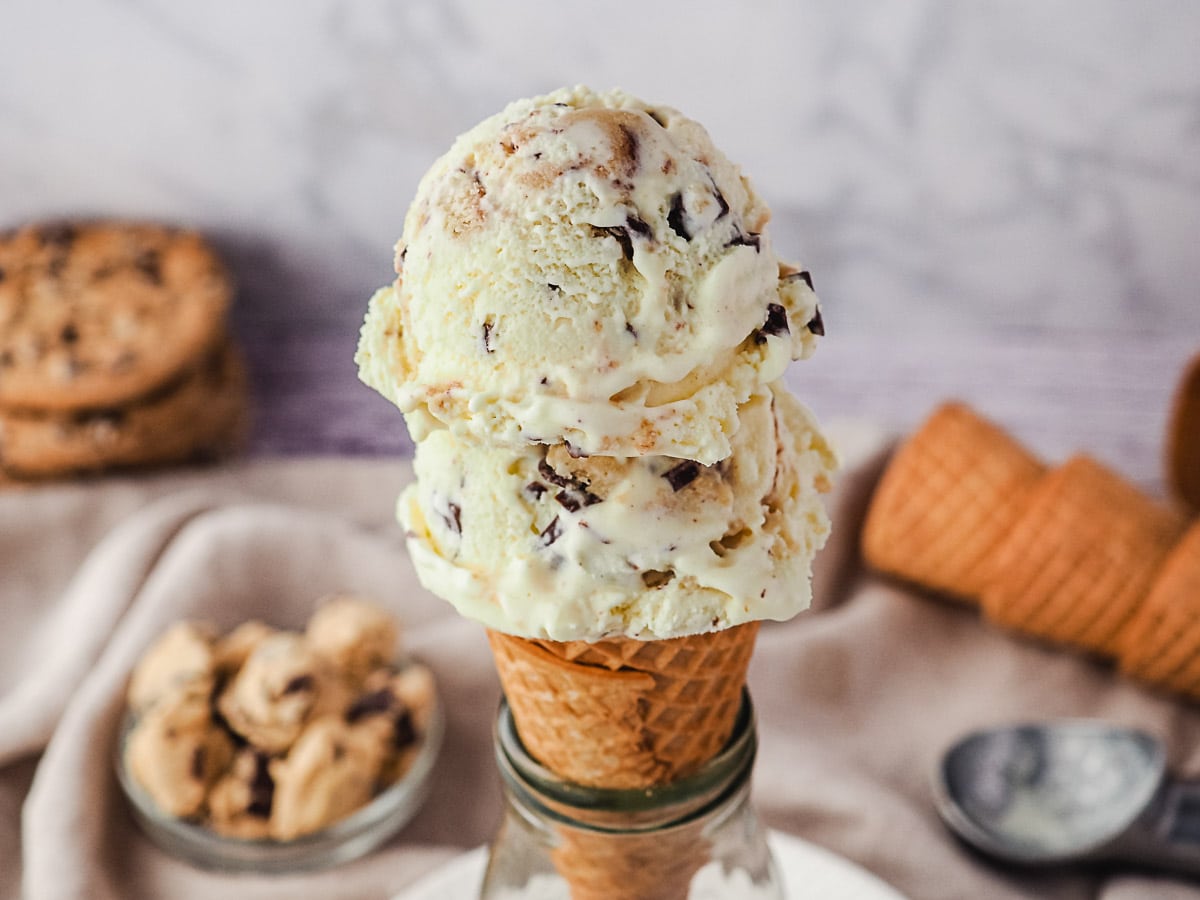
[934, 721, 1200, 877]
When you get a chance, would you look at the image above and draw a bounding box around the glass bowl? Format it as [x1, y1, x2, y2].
[114, 667, 444, 873]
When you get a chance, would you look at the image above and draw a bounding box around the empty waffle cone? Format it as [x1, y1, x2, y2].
[488, 624, 757, 900]
[980, 455, 1186, 659]
[1119, 522, 1200, 698]
[862, 402, 1044, 602]
[1167, 350, 1200, 515]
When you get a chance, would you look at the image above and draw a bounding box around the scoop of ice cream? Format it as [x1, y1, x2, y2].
[306, 594, 399, 680]
[126, 683, 234, 819]
[399, 384, 836, 640]
[357, 86, 823, 464]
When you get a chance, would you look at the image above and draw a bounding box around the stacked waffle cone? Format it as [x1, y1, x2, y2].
[862, 402, 1045, 602]
[863, 367, 1200, 700]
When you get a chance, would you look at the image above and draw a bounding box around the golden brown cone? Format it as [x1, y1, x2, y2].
[551, 824, 707, 900]
[487, 623, 756, 790]
[487, 623, 758, 900]
[1166, 350, 1200, 515]
[980, 455, 1186, 659]
[1119, 522, 1200, 696]
[862, 402, 1044, 602]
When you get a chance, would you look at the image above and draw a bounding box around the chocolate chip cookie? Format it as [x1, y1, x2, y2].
[0, 338, 246, 478]
[0, 220, 233, 411]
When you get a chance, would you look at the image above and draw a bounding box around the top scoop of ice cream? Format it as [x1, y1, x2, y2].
[357, 86, 822, 464]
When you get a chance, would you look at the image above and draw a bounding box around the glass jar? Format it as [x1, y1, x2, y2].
[482, 690, 782, 900]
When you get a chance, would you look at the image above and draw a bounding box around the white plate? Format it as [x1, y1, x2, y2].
[394, 829, 907, 899]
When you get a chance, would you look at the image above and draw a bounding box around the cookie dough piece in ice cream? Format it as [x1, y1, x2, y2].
[268, 715, 388, 841]
[126, 684, 234, 818]
[357, 86, 823, 464]
[306, 595, 399, 680]
[217, 633, 329, 753]
[400, 384, 836, 640]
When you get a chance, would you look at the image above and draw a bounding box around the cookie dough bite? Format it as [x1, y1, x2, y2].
[217, 633, 327, 753]
[126, 683, 234, 819]
[213, 620, 277, 676]
[306, 595, 399, 680]
[386, 663, 437, 735]
[268, 715, 388, 841]
[127, 621, 217, 714]
[207, 748, 274, 840]
[350, 663, 437, 785]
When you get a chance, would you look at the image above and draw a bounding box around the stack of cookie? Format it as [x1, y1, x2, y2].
[862, 370, 1200, 701]
[0, 220, 246, 484]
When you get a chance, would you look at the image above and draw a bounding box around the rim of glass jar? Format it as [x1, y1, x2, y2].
[494, 688, 757, 834]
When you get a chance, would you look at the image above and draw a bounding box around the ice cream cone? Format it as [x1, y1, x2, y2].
[488, 623, 757, 900]
[1167, 350, 1200, 515]
[487, 623, 757, 790]
[862, 402, 1044, 602]
[980, 455, 1186, 659]
[1119, 522, 1200, 697]
[357, 88, 833, 900]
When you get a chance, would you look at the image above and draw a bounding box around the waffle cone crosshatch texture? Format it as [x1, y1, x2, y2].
[1120, 522, 1200, 695]
[487, 623, 757, 790]
[980, 455, 1186, 658]
[862, 402, 1045, 602]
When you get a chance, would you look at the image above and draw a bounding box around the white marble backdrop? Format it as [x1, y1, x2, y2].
[2, 1, 1198, 481]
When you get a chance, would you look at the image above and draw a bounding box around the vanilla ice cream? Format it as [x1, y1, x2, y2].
[358, 86, 835, 642]
[399, 385, 835, 640]
[357, 85, 823, 464]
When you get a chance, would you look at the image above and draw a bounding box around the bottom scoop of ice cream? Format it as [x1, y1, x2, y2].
[399, 383, 835, 640]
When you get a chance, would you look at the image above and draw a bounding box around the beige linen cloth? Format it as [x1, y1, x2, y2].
[2, 428, 1199, 900]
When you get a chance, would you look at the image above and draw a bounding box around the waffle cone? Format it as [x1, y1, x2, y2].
[980, 455, 1186, 659]
[1167, 350, 1200, 515]
[1119, 522, 1200, 697]
[549, 824, 708, 900]
[488, 624, 758, 900]
[862, 402, 1044, 602]
[487, 623, 757, 790]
